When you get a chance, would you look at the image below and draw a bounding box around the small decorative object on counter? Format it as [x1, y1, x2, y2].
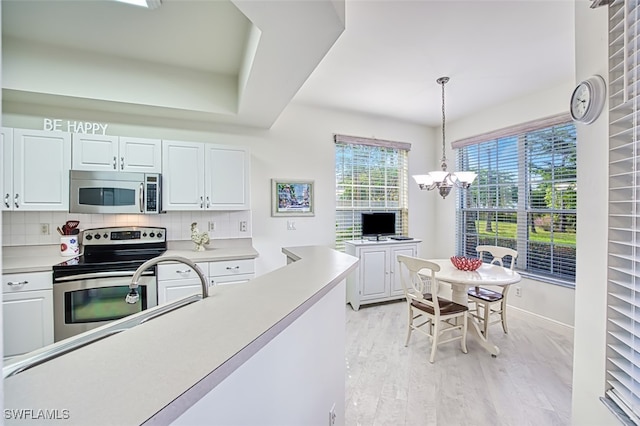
[450, 256, 482, 271]
[191, 222, 210, 252]
[60, 236, 80, 257]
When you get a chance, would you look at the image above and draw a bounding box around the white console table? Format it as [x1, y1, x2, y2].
[345, 239, 421, 310]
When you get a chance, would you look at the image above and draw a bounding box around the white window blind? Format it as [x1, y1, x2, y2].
[455, 118, 577, 284]
[605, 0, 640, 422]
[335, 134, 409, 251]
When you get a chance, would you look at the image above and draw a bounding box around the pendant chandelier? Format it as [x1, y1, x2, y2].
[413, 76, 477, 199]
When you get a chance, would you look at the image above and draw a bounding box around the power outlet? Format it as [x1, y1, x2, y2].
[287, 220, 296, 231]
[240, 221, 247, 232]
[39, 223, 50, 235]
[515, 286, 522, 297]
[208, 221, 216, 232]
[328, 403, 336, 426]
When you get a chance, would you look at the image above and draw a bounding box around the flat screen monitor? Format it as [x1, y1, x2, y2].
[361, 212, 396, 240]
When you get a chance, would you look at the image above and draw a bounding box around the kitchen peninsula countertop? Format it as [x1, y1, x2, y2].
[3, 245, 358, 425]
[1, 238, 258, 274]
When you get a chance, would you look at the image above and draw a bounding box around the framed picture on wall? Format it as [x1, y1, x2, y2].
[271, 179, 315, 217]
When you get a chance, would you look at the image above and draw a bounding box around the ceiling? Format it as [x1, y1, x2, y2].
[2, 0, 575, 128]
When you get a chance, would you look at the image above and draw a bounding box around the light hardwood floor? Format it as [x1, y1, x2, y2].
[345, 300, 574, 426]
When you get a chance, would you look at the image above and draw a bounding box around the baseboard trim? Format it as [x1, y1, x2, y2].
[508, 305, 574, 331]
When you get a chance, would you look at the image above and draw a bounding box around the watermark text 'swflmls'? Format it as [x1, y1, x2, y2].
[4, 409, 70, 420]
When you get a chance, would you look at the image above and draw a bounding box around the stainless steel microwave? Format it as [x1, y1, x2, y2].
[69, 170, 161, 214]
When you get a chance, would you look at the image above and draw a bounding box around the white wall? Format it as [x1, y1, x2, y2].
[432, 82, 577, 326]
[571, 2, 615, 425]
[172, 281, 347, 426]
[2, 102, 436, 276]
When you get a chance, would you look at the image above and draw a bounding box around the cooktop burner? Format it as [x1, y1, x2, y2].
[53, 226, 167, 277]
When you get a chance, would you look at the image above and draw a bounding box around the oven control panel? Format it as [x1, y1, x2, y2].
[82, 227, 166, 245]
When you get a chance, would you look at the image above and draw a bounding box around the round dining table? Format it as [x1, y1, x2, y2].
[427, 259, 522, 356]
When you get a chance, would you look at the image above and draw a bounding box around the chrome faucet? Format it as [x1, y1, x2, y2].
[126, 255, 209, 304]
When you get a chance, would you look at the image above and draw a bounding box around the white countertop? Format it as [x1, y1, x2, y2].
[1, 239, 258, 274]
[3, 245, 359, 425]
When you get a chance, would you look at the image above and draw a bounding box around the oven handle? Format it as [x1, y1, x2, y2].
[54, 270, 155, 282]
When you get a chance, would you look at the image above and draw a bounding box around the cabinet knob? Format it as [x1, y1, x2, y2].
[14, 194, 19, 208]
[7, 281, 28, 286]
[113, 156, 117, 170]
[206, 196, 210, 209]
[200, 197, 204, 209]
[4, 193, 9, 208]
[226, 266, 240, 270]
[176, 269, 192, 274]
[120, 157, 125, 170]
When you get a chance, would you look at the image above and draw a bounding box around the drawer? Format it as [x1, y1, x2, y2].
[158, 262, 209, 281]
[209, 259, 254, 277]
[3, 272, 52, 293]
[211, 273, 254, 286]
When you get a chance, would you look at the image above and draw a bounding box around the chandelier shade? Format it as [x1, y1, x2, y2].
[413, 76, 477, 199]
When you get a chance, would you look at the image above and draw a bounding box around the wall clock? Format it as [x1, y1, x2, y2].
[570, 75, 606, 124]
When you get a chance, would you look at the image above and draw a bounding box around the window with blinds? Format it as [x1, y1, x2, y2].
[604, 0, 640, 422]
[455, 116, 577, 285]
[334, 134, 410, 251]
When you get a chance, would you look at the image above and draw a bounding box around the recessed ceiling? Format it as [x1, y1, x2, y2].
[1, 0, 574, 128]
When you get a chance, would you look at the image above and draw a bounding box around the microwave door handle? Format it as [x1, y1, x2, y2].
[139, 183, 144, 213]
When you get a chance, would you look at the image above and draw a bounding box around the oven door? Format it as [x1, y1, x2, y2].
[53, 270, 157, 342]
[69, 171, 145, 214]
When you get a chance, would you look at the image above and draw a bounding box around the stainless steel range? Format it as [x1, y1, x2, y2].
[52, 226, 166, 342]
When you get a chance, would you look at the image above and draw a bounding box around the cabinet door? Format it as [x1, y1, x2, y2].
[390, 244, 417, 295]
[204, 145, 250, 210]
[1, 128, 13, 211]
[162, 140, 205, 211]
[13, 129, 71, 211]
[119, 137, 161, 173]
[3, 290, 54, 357]
[359, 247, 389, 300]
[72, 134, 119, 171]
[158, 279, 206, 305]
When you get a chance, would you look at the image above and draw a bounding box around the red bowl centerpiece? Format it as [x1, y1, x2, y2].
[450, 256, 483, 271]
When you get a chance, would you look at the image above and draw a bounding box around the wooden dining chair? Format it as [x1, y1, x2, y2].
[397, 255, 468, 363]
[468, 245, 518, 337]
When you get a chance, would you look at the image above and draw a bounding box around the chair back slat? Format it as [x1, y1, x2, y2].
[397, 255, 441, 314]
[475, 245, 518, 270]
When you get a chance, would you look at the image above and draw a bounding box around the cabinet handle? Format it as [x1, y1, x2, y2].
[4, 193, 9, 208]
[7, 281, 28, 286]
[226, 266, 240, 270]
[121, 156, 124, 170]
[14, 194, 19, 208]
[176, 269, 192, 274]
[113, 156, 117, 170]
[200, 196, 204, 209]
[206, 196, 210, 209]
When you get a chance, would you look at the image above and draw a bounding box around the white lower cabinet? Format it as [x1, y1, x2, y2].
[157, 262, 209, 305]
[2, 272, 54, 358]
[157, 259, 255, 304]
[345, 239, 420, 310]
[209, 259, 254, 286]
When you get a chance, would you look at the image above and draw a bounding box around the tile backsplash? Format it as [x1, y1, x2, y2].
[2, 210, 252, 246]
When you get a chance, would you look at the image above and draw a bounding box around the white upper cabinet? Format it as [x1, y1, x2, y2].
[162, 140, 206, 210]
[4, 128, 71, 211]
[162, 140, 250, 211]
[205, 144, 250, 210]
[72, 134, 161, 173]
[2, 127, 14, 211]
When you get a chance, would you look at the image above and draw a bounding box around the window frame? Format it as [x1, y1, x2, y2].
[454, 114, 577, 287]
[334, 134, 410, 251]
